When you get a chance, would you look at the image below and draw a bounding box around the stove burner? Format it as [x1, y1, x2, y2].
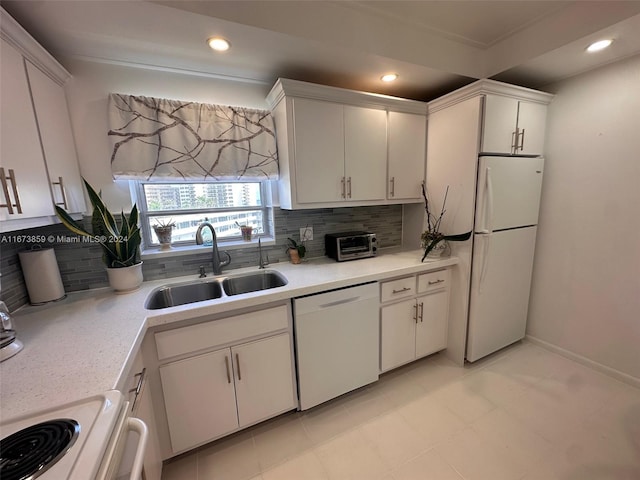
[0, 419, 80, 480]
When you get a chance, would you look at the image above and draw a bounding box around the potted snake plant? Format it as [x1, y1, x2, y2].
[55, 179, 143, 292]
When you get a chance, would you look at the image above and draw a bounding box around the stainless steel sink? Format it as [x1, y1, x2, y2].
[144, 270, 288, 309]
[145, 279, 224, 310]
[222, 271, 288, 296]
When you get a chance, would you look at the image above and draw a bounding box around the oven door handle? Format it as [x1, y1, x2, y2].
[125, 417, 148, 480]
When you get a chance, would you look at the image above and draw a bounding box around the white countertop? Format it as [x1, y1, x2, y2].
[0, 249, 457, 420]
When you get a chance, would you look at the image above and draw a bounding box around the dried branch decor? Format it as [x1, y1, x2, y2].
[108, 94, 278, 181]
[421, 183, 471, 262]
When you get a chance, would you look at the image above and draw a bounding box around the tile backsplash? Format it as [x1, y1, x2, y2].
[0, 205, 402, 311]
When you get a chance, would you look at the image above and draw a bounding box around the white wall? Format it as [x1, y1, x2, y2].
[528, 54, 640, 381]
[62, 58, 270, 211]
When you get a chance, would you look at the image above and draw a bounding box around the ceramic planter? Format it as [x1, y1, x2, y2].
[153, 226, 173, 250]
[106, 262, 143, 293]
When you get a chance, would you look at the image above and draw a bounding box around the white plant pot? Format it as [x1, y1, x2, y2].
[106, 262, 143, 293]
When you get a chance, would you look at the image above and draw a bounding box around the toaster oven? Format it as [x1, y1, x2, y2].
[325, 231, 377, 261]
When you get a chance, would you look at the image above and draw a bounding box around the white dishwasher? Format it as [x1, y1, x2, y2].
[293, 282, 379, 410]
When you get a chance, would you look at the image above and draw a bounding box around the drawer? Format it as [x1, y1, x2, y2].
[380, 276, 415, 303]
[417, 269, 450, 293]
[155, 305, 288, 361]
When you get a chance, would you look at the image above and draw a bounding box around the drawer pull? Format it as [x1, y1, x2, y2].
[392, 287, 411, 294]
[225, 356, 231, 384]
[419, 302, 424, 322]
[428, 279, 445, 285]
[236, 353, 242, 381]
[413, 303, 418, 323]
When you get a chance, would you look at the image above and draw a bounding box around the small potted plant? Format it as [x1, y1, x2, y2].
[286, 237, 306, 264]
[55, 179, 143, 292]
[235, 221, 253, 241]
[152, 219, 176, 250]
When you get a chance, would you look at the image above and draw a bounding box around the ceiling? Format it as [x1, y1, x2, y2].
[2, 0, 640, 101]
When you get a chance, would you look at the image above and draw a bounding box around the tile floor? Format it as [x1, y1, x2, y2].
[161, 341, 640, 480]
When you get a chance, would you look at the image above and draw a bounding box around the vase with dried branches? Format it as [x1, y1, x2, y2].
[421, 183, 471, 262]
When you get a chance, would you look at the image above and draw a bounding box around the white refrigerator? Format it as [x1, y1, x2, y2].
[466, 156, 544, 362]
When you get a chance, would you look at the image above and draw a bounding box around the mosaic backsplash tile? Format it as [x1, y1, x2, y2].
[0, 205, 402, 311]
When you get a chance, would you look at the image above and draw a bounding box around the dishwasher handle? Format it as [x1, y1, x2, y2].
[318, 296, 361, 309]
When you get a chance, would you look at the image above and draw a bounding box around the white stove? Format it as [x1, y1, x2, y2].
[0, 390, 146, 480]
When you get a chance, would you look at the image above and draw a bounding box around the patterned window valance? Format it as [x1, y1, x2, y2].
[108, 94, 278, 181]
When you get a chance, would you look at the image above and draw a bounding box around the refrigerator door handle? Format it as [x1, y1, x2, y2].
[486, 166, 494, 235]
[479, 166, 494, 234]
[479, 233, 491, 294]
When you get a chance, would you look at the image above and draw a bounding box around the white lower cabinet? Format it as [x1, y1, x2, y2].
[158, 311, 296, 454]
[124, 354, 162, 480]
[160, 348, 239, 453]
[380, 269, 450, 372]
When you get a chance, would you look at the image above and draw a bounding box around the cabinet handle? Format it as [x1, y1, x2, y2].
[392, 287, 411, 294]
[128, 368, 147, 396]
[128, 368, 146, 412]
[519, 128, 526, 151]
[511, 127, 520, 154]
[236, 353, 241, 381]
[419, 302, 424, 323]
[224, 356, 231, 384]
[428, 279, 445, 285]
[341, 177, 346, 199]
[413, 303, 418, 323]
[52, 176, 68, 209]
[0, 168, 22, 214]
[347, 176, 352, 198]
[389, 176, 395, 197]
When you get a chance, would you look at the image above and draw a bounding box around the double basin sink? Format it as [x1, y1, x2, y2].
[145, 270, 288, 310]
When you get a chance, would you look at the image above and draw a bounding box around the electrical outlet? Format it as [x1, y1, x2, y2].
[300, 226, 313, 241]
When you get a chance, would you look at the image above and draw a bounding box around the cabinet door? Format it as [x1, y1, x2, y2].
[0, 38, 53, 222]
[159, 349, 238, 453]
[481, 94, 519, 154]
[293, 98, 344, 203]
[26, 61, 85, 214]
[380, 298, 417, 372]
[232, 333, 296, 427]
[388, 111, 426, 200]
[136, 378, 163, 480]
[415, 290, 449, 359]
[344, 106, 387, 201]
[516, 101, 546, 156]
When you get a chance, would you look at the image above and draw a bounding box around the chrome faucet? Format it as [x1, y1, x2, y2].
[195, 222, 231, 275]
[258, 238, 269, 269]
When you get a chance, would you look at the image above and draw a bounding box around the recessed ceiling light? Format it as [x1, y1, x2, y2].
[587, 39, 612, 53]
[381, 73, 398, 82]
[207, 37, 231, 52]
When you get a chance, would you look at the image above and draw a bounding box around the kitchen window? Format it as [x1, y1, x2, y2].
[134, 181, 270, 249]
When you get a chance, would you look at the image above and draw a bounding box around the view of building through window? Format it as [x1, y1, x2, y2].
[140, 182, 266, 245]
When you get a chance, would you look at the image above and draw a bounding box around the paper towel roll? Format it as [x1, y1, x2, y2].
[18, 247, 66, 305]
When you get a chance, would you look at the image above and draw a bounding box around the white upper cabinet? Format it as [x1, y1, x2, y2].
[481, 93, 548, 156]
[26, 61, 85, 214]
[0, 9, 85, 232]
[344, 105, 387, 201]
[388, 111, 426, 200]
[0, 37, 54, 224]
[267, 78, 427, 209]
[293, 98, 344, 203]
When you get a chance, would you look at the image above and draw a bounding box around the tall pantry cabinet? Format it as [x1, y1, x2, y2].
[425, 79, 552, 365]
[0, 8, 85, 232]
